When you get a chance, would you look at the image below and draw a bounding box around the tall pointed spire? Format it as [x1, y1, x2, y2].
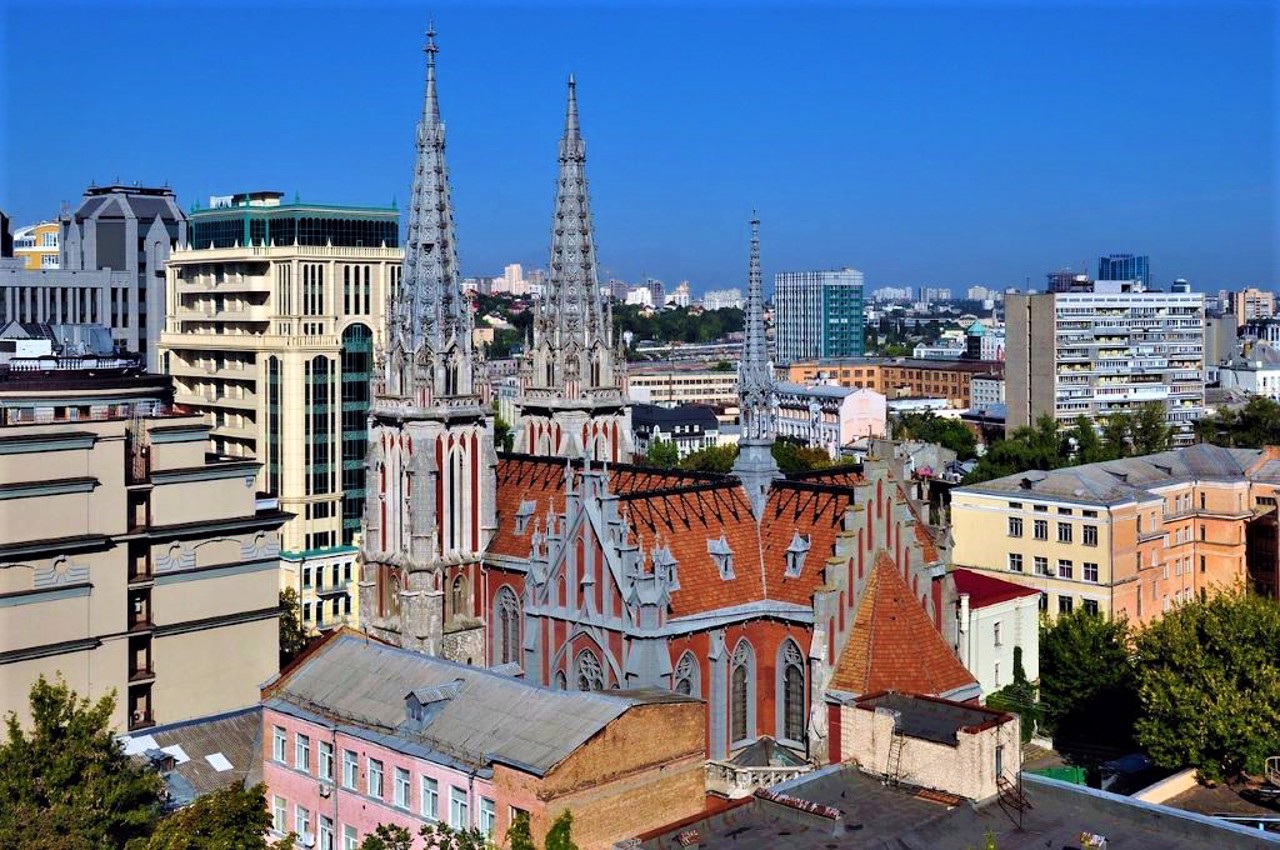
[733, 213, 780, 516]
[382, 23, 475, 403]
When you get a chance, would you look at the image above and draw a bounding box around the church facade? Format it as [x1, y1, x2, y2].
[361, 31, 981, 767]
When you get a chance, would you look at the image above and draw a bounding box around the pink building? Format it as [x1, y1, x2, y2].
[262, 631, 705, 850]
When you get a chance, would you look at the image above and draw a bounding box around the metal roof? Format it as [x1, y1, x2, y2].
[271, 633, 694, 777]
[120, 706, 262, 807]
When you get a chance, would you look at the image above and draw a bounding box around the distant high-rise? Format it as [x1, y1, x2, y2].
[702, 288, 743, 310]
[1047, 270, 1091, 293]
[1170, 278, 1192, 294]
[1097, 253, 1150, 288]
[774, 267, 865, 364]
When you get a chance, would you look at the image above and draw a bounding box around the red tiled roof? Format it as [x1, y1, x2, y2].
[950, 568, 1040, 609]
[829, 551, 976, 697]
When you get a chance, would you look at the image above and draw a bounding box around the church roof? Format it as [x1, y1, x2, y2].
[828, 552, 976, 698]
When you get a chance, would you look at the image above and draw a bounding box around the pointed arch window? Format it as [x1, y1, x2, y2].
[778, 639, 806, 744]
[674, 651, 699, 698]
[554, 670, 567, 690]
[495, 587, 521, 666]
[451, 575, 468, 621]
[575, 648, 604, 691]
[730, 640, 754, 745]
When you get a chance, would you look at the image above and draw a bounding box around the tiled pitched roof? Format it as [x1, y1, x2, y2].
[829, 552, 976, 697]
[951, 568, 1040, 609]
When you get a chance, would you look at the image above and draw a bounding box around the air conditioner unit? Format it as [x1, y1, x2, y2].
[319, 783, 332, 798]
[132, 711, 147, 725]
[1045, 565, 1057, 577]
[301, 834, 315, 849]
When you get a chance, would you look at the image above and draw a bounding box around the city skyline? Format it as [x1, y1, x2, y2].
[3, 2, 1275, 294]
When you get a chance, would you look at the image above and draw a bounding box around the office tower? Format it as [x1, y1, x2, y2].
[774, 267, 865, 364]
[0, 362, 286, 731]
[1005, 283, 1205, 445]
[646, 278, 665, 308]
[1097, 254, 1151, 288]
[158, 191, 400, 632]
[514, 77, 631, 461]
[60, 184, 188, 368]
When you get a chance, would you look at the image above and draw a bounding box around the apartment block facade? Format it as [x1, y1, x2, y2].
[949, 444, 1280, 625]
[1005, 286, 1205, 445]
[158, 192, 401, 634]
[773, 268, 865, 364]
[628, 364, 740, 413]
[0, 367, 287, 732]
[786, 358, 994, 409]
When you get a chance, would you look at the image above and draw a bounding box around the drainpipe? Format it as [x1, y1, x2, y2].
[329, 722, 339, 846]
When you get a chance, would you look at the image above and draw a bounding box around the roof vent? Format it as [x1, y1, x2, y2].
[707, 534, 735, 580]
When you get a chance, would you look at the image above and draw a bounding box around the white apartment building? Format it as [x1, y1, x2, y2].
[970, 375, 1006, 410]
[774, 382, 886, 456]
[701, 288, 743, 311]
[1006, 283, 1205, 445]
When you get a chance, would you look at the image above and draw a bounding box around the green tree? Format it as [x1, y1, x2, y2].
[419, 822, 489, 850]
[1100, 411, 1133, 460]
[644, 437, 680, 469]
[1133, 590, 1280, 780]
[983, 646, 1039, 744]
[358, 824, 413, 850]
[278, 588, 309, 667]
[1195, 397, 1280, 448]
[506, 810, 536, 850]
[544, 811, 578, 850]
[679, 443, 738, 473]
[891, 411, 978, 460]
[1068, 415, 1108, 464]
[0, 676, 162, 850]
[772, 438, 842, 474]
[964, 415, 1068, 484]
[494, 414, 515, 453]
[1130, 402, 1172, 456]
[1039, 609, 1138, 752]
[141, 783, 295, 850]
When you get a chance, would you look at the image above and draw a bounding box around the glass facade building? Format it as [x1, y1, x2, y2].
[774, 268, 865, 364]
[1097, 254, 1150, 288]
[191, 194, 399, 250]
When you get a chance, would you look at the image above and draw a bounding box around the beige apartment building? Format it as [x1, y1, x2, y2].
[627, 362, 740, 418]
[158, 192, 402, 633]
[0, 363, 287, 731]
[950, 444, 1280, 626]
[786, 358, 994, 409]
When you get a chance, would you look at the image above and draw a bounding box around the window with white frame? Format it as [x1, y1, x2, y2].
[1058, 559, 1073, 579]
[342, 750, 358, 790]
[1083, 524, 1098, 546]
[272, 796, 287, 833]
[1008, 553, 1023, 572]
[421, 775, 439, 820]
[1008, 516, 1023, 537]
[368, 758, 384, 799]
[479, 797, 496, 836]
[1034, 556, 1049, 576]
[319, 816, 334, 850]
[1083, 562, 1099, 583]
[319, 741, 334, 782]
[295, 805, 311, 839]
[1033, 519, 1048, 540]
[993, 622, 1002, 647]
[295, 733, 311, 773]
[343, 824, 359, 850]
[394, 767, 411, 809]
[450, 786, 469, 829]
[272, 726, 286, 763]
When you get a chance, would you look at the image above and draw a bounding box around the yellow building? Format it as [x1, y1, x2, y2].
[158, 192, 401, 634]
[0, 364, 287, 732]
[12, 221, 60, 270]
[950, 444, 1280, 625]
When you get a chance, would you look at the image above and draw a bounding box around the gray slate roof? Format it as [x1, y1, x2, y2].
[120, 706, 262, 808]
[959, 443, 1280, 505]
[270, 633, 693, 777]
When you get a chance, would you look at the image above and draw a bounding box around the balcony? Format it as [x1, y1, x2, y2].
[127, 710, 155, 732]
[128, 665, 156, 684]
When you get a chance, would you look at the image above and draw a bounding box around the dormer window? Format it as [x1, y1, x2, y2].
[653, 544, 679, 590]
[784, 532, 811, 578]
[708, 534, 734, 580]
[514, 499, 537, 535]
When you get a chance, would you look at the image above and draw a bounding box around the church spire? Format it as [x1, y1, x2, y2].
[383, 23, 475, 403]
[732, 213, 780, 516]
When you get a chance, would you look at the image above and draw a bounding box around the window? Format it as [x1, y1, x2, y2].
[1083, 510, 1098, 518]
[421, 776, 439, 821]
[343, 825, 359, 850]
[1083, 562, 1099, 583]
[1008, 502, 1023, 510]
[272, 796, 287, 833]
[272, 726, 286, 763]
[1034, 557, 1048, 576]
[1058, 596, 1073, 615]
[1200, 524, 1206, 541]
[313, 740, 332, 781]
[303, 567, 312, 588]
[1033, 505, 1048, 513]
[342, 750, 358, 790]
[1083, 525, 1098, 547]
[1200, 555, 1206, 573]
[1057, 522, 1072, 544]
[450, 787, 469, 829]
[295, 805, 311, 840]
[730, 640, 754, 744]
[1033, 520, 1048, 541]
[1083, 599, 1099, 616]
[479, 797, 496, 836]
[1008, 553, 1023, 572]
[993, 622, 1002, 647]
[1058, 559, 1073, 580]
[495, 586, 520, 666]
[1038, 593, 1048, 613]
[674, 651, 699, 697]
[295, 733, 311, 773]
[576, 648, 604, 691]
[1007, 517, 1023, 537]
[779, 640, 805, 743]
[393, 766, 410, 808]
[319, 816, 334, 850]
[994, 660, 1001, 688]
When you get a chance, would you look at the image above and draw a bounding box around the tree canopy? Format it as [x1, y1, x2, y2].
[278, 587, 310, 668]
[1038, 610, 1138, 753]
[1133, 590, 1280, 780]
[0, 676, 162, 850]
[891, 411, 977, 460]
[1194, 397, 1280, 449]
[138, 783, 294, 850]
[643, 437, 680, 469]
[678, 443, 738, 473]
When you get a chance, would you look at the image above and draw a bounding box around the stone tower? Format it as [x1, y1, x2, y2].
[514, 77, 632, 462]
[732, 215, 781, 515]
[361, 27, 497, 661]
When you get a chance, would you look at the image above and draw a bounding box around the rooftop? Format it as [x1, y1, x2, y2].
[120, 707, 261, 808]
[854, 692, 1011, 745]
[631, 403, 721, 430]
[952, 568, 1041, 609]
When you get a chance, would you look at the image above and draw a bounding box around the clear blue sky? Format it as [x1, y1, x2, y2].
[2, 1, 1276, 294]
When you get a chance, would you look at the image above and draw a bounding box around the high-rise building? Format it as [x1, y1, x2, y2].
[701, 288, 743, 310]
[158, 190, 400, 632]
[514, 77, 631, 461]
[670, 281, 691, 308]
[1221, 288, 1276, 327]
[1005, 283, 1205, 445]
[60, 185, 189, 368]
[1170, 278, 1192, 294]
[774, 267, 865, 364]
[1097, 254, 1150, 288]
[1047, 270, 1091, 293]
